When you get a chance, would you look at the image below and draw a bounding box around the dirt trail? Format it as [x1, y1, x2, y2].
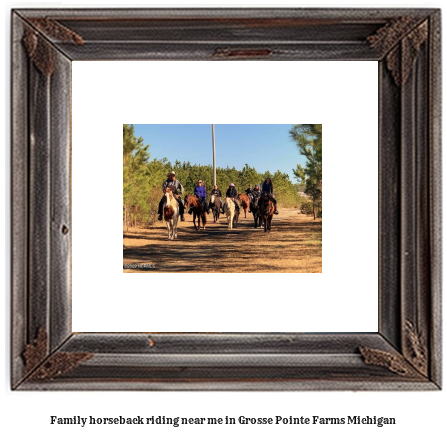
[123, 208, 322, 273]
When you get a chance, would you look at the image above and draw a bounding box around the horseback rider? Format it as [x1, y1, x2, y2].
[225, 183, 240, 213]
[210, 184, 224, 213]
[193, 180, 210, 214]
[245, 185, 253, 196]
[157, 171, 186, 221]
[249, 184, 261, 213]
[260, 177, 279, 214]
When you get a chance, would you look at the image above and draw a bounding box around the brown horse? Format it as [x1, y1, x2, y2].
[259, 193, 274, 233]
[237, 193, 250, 218]
[184, 194, 207, 230]
[209, 194, 221, 223]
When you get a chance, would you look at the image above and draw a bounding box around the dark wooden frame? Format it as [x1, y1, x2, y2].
[11, 8, 441, 390]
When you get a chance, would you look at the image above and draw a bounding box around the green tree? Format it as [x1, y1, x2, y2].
[123, 124, 151, 227]
[290, 124, 322, 219]
[270, 170, 300, 208]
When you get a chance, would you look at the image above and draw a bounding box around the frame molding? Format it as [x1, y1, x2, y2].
[11, 8, 441, 390]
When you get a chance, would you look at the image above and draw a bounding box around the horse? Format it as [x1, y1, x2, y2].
[209, 194, 221, 223]
[237, 193, 250, 218]
[224, 197, 239, 229]
[250, 196, 262, 228]
[259, 193, 274, 233]
[162, 188, 179, 240]
[184, 194, 207, 230]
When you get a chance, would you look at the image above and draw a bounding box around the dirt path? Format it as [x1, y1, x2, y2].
[123, 208, 322, 273]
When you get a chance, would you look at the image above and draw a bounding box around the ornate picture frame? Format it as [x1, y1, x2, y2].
[11, 8, 441, 390]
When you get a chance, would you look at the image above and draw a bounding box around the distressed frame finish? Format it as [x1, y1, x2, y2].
[11, 8, 441, 390]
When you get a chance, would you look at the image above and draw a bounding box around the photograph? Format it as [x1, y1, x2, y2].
[123, 124, 322, 273]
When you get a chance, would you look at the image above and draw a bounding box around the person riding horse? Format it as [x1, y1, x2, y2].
[210, 184, 224, 213]
[225, 183, 240, 214]
[248, 184, 261, 213]
[260, 177, 279, 214]
[192, 180, 210, 214]
[245, 185, 253, 196]
[157, 171, 186, 221]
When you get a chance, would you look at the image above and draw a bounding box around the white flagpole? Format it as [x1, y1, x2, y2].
[212, 124, 216, 186]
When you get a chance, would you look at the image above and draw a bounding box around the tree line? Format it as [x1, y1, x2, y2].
[123, 124, 300, 227]
[290, 124, 322, 219]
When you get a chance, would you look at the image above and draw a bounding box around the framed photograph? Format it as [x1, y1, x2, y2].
[11, 8, 441, 390]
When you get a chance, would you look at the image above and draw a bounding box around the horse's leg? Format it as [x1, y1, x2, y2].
[193, 213, 198, 230]
[166, 221, 171, 240]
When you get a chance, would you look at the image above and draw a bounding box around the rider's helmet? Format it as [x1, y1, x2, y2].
[230, 183, 235, 187]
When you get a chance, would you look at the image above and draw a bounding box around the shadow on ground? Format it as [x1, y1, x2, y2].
[123, 212, 322, 273]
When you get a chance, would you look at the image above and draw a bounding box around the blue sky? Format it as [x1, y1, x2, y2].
[133, 124, 307, 181]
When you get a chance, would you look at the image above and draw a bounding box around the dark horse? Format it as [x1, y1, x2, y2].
[250, 196, 262, 228]
[259, 193, 274, 233]
[184, 194, 207, 230]
[209, 194, 221, 223]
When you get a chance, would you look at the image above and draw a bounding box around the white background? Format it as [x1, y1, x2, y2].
[72, 60, 378, 332]
[2, 1, 445, 438]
